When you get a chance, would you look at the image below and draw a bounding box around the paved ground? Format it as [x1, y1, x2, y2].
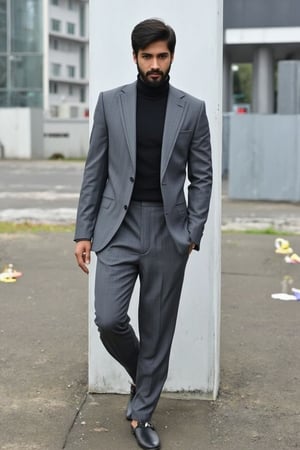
[0, 160, 300, 232]
[0, 161, 82, 223]
[1, 231, 300, 450]
[0, 161, 300, 449]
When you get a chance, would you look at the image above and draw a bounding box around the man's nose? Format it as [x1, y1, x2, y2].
[151, 57, 159, 69]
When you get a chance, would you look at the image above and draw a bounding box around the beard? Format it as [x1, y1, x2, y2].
[137, 62, 171, 87]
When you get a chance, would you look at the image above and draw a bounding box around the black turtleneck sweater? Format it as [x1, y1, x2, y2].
[131, 76, 169, 202]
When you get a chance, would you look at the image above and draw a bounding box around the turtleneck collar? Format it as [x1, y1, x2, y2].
[137, 75, 170, 98]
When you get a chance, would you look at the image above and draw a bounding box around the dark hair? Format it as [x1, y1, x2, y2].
[131, 19, 176, 55]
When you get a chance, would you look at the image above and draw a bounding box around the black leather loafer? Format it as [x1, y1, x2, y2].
[126, 383, 136, 420]
[131, 422, 160, 450]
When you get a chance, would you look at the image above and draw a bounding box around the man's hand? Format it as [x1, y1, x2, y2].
[75, 240, 91, 274]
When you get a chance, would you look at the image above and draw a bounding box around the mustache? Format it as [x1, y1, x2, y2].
[146, 69, 164, 76]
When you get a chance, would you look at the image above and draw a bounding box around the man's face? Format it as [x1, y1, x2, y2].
[133, 40, 174, 86]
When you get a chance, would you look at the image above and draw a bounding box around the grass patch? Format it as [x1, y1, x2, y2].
[223, 227, 297, 236]
[244, 227, 295, 235]
[0, 222, 75, 233]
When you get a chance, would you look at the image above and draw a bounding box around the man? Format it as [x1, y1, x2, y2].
[74, 18, 212, 450]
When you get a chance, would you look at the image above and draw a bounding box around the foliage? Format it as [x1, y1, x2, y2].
[0, 222, 75, 233]
[233, 64, 252, 104]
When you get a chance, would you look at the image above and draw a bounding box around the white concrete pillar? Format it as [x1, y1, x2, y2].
[252, 47, 274, 113]
[88, 0, 223, 399]
[223, 51, 233, 112]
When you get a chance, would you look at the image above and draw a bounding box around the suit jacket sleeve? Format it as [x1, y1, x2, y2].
[74, 92, 108, 241]
[187, 101, 212, 249]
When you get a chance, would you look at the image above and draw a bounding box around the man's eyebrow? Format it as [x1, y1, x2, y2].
[140, 52, 169, 56]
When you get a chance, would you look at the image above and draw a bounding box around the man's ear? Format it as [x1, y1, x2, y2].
[133, 51, 137, 63]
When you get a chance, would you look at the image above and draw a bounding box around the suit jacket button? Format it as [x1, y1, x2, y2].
[130, 177, 134, 182]
[124, 205, 128, 210]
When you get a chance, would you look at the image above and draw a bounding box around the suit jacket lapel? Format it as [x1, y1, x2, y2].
[119, 82, 137, 170]
[161, 86, 186, 179]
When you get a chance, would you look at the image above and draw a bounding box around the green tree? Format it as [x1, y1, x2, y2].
[233, 64, 252, 104]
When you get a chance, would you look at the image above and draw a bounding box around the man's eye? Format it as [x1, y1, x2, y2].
[142, 55, 151, 59]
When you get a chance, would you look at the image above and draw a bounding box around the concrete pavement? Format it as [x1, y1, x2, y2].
[0, 167, 300, 449]
[0, 160, 300, 232]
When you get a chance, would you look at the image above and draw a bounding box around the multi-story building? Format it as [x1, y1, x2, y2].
[47, 0, 89, 118]
[223, 0, 300, 113]
[0, 0, 89, 118]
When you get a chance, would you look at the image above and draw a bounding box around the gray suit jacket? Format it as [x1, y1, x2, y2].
[74, 81, 212, 254]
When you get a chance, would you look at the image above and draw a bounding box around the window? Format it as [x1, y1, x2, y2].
[68, 84, 73, 96]
[79, 46, 85, 78]
[50, 38, 59, 50]
[51, 19, 61, 32]
[79, 4, 85, 37]
[68, 0, 74, 10]
[0, 91, 8, 107]
[11, 55, 42, 89]
[80, 87, 85, 103]
[51, 63, 61, 77]
[0, 0, 7, 52]
[67, 22, 75, 35]
[67, 65, 75, 78]
[50, 105, 59, 117]
[70, 106, 78, 118]
[0, 56, 6, 88]
[51, 0, 59, 5]
[11, 0, 42, 52]
[50, 81, 58, 94]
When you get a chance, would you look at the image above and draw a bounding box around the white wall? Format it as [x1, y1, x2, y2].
[44, 119, 89, 158]
[0, 109, 43, 159]
[88, 0, 223, 399]
[229, 114, 300, 201]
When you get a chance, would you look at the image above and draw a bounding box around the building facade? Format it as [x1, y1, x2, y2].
[223, 0, 300, 113]
[0, 0, 89, 118]
[46, 0, 89, 118]
[0, 0, 43, 108]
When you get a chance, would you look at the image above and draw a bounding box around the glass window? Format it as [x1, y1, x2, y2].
[11, 54, 42, 89]
[0, 89, 42, 107]
[79, 4, 85, 37]
[51, 63, 61, 77]
[67, 22, 75, 35]
[10, 90, 42, 107]
[51, 0, 59, 5]
[80, 46, 85, 78]
[67, 65, 75, 78]
[0, 56, 6, 88]
[51, 19, 61, 32]
[80, 87, 85, 103]
[0, 0, 7, 52]
[70, 106, 78, 118]
[50, 81, 58, 94]
[11, 0, 42, 52]
[0, 91, 8, 107]
[68, 84, 73, 95]
[68, 0, 74, 10]
[50, 38, 59, 50]
[50, 105, 59, 117]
